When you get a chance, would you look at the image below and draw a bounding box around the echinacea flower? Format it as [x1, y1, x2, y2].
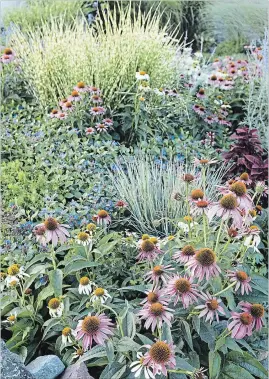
[96, 123, 108, 132]
[90, 106, 106, 116]
[238, 301, 265, 331]
[204, 115, 215, 124]
[140, 289, 168, 307]
[3, 312, 17, 325]
[74, 81, 89, 92]
[48, 298, 64, 318]
[74, 313, 114, 350]
[166, 275, 200, 308]
[62, 327, 74, 346]
[49, 109, 59, 118]
[236, 172, 252, 185]
[228, 181, 253, 211]
[138, 302, 174, 332]
[144, 265, 174, 286]
[86, 127, 95, 135]
[115, 200, 128, 208]
[130, 352, 154, 379]
[36, 217, 70, 246]
[86, 223, 96, 233]
[137, 239, 162, 262]
[72, 347, 84, 361]
[173, 244, 196, 264]
[89, 86, 101, 95]
[255, 181, 268, 197]
[90, 287, 111, 304]
[207, 194, 243, 228]
[228, 312, 253, 339]
[195, 292, 225, 323]
[182, 173, 196, 183]
[33, 225, 47, 245]
[186, 248, 221, 281]
[91, 95, 103, 104]
[56, 112, 68, 120]
[103, 118, 113, 127]
[191, 199, 212, 216]
[76, 232, 92, 246]
[189, 188, 204, 201]
[196, 106, 206, 116]
[62, 101, 74, 112]
[196, 88, 206, 99]
[208, 74, 218, 85]
[68, 90, 82, 102]
[5, 276, 19, 288]
[79, 277, 96, 295]
[95, 210, 111, 226]
[143, 340, 176, 376]
[136, 71, 150, 81]
[227, 270, 252, 295]
[7, 264, 29, 279]
[243, 225, 261, 250]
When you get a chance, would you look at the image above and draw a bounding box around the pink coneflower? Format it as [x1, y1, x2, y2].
[212, 59, 222, 68]
[228, 312, 253, 339]
[91, 95, 103, 104]
[90, 106, 106, 116]
[115, 200, 128, 209]
[192, 104, 201, 113]
[68, 90, 82, 102]
[56, 112, 68, 120]
[204, 115, 215, 124]
[208, 74, 218, 85]
[95, 123, 108, 132]
[74, 81, 90, 92]
[217, 115, 228, 125]
[220, 109, 229, 117]
[137, 240, 162, 262]
[143, 341, 176, 376]
[35, 217, 70, 246]
[222, 83, 234, 90]
[166, 275, 200, 308]
[228, 181, 253, 211]
[74, 313, 114, 350]
[195, 292, 225, 323]
[196, 88, 206, 99]
[235, 172, 252, 185]
[207, 194, 243, 228]
[196, 106, 206, 116]
[191, 199, 212, 216]
[238, 301, 265, 331]
[85, 127, 95, 135]
[144, 265, 174, 286]
[62, 101, 74, 112]
[173, 245, 196, 264]
[182, 173, 198, 183]
[1, 48, 15, 63]
[49, 109, 59, 118]
[227, 270, 252, 295]
[94, 210, 111, 226]
[186, 248, 221, 281]
[103, 118, 113, 127]
[33, 225, 47, 246]
[89, 86, 101, 95]
[59, 98, 68, 107]
[189, 188, 204, 202]
[138, 302, 174, 332]
[140, 289, 168, 307]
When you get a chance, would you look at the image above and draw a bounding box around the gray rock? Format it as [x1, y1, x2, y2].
[26, 355, 65, 379]
[0, 340, 34, 379]
[58, 362, 94, 379]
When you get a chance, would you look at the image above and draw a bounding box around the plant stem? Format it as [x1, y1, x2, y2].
[215, 218, 224, 252]
[203, 212, 207, 245]
[202, 166, 206, 194]
[51, 248, 57, 270]
[168, 370, 193, 375]
[213, 281, 236, 297]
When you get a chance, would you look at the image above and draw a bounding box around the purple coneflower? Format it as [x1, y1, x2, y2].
[35, 217, 70, 246]
[33, 225, 47, 246]
[56, 112, 68, 120]
[173, 244, 196, 264]
[49, 109, 59, 118]
[137, 239, 162, 262]
[89, 86, 101, 95]
[235, 172, 252, 185]
[143, 340, 176, 377]
[74, 81, 89, 92]
[62, 101, 74, 112]
[227, 270, 252, 295]
[238, 301, 265, 331]
[204, 115, 215, 124]
[189, 188, 204, 202]
[94, 210, 111, 226]
[228, 181, 253, 211]
[166, 275, 200, 308]
[228, 312, 253, 339]
[68, 90, 82, 102]
[207, 194, 243, 228]
[186, 248, 221, 281]
[196, 88, 206, 99]
[138, 302, 174, 332]
[90, 106, 106, 116]
[96, 123, 108, 132]
[191, 199, 212, 217]
[74, 313, 114, 350]
[140, 289, 168, 307]
[193, 157, 218, 167]
[196, 106, 206, 116]
[86, 127, 95, 135]
[195, 292, 225, 323]
[91, 95, 103, 104]
[144, 265, 174, 286]
[208, 74, 218, 85]
[115, 200, 128, 209]
[103, 118, 113, 127]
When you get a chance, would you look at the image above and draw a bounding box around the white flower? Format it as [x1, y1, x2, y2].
[130, 352, 155, 379]
[48, 298, 64, 318]
[136, 71, 150, 81]
[3, 311, 17, 325]
[90, 287, 111, 304]
[5, 276, 20, 288]
[61, 327, 75, 346]
[178, 221, 197, 233]
[244, 233, 261, 251]
[194, 51, 203, 58]
[76, 232, 92, 246]
[78, 277, 96, 295]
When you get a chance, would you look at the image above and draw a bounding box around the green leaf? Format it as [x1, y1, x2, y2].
[49, 269, 63, 297]
[105, 340, 114, 363]
[226, 351, 268, 378]
[121, 310, 136, 338]
[42, 319, 61, 340]
[225, 337, 243, 353]
[117, 337, 140, 352]
[209, 351, 221, 379]
[100, 362, 126, 379]
[162, 323, 173, 344]
[215, 335, 226, 352]
[64, 260, 100, 275]
[181, 320, 193, 351]
[119, 284, 151, 293]
[220, 362, 255, 379]
[77, 345, 107, 363]
[175, 357, 195, 371]
[36, 285, 54, 305]
[136, 333, 153, 346]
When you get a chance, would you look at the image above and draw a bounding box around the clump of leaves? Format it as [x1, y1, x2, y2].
[223, 126, 268, 180]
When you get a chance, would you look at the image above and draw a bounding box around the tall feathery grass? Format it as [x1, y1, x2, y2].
[10, 3, 181, 108]
[108, 156, 230, 235]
